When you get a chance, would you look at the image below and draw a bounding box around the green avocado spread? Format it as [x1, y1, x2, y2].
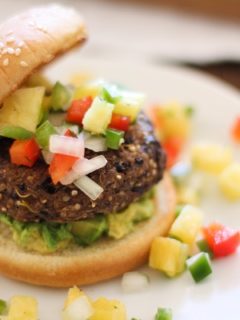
[0, 190, 154, 254]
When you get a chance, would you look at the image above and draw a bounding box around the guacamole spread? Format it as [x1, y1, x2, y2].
[0, 191, 154, 254]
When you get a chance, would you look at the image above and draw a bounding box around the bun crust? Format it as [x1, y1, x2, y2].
[0, 175, 176, 287]
[0, 4, 87, 104]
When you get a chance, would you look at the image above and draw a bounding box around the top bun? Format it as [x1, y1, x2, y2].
[0, 4, 87, 104]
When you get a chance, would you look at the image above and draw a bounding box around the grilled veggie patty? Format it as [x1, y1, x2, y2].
[0, 113, 166, 223]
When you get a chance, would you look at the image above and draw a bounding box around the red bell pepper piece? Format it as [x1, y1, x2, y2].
[9, 138, 40, 167]
[162, 136, 184, 168]
[66, 96, 93, 125]
[109, 113, 130, 131]
[231, 116, 240, 143]
[203, 223, 240, 258]
[48, 129, 79, 184]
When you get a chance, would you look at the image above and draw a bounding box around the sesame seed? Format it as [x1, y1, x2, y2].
[0, 42, 4, 48]
[15, 48, 21, 56]
[71, 190, 78, 196]
[7, 47, 14, 54]
[116, 174, 122, 180]
[28, 21, 35, 27]
[3, 58, 9, 66]
[20, 60, 28, 67]
[6, 36, 15, 43]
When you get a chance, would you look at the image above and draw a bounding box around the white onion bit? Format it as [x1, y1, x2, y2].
[73, 155, 107, 176]
[83, 134, 107, 152]
[49, 135, 84, 158]
[60, 156, 107, 185]
[62, 296, 93, 320]
[74, 176, 104, 201]
[121, 272, 150, 293]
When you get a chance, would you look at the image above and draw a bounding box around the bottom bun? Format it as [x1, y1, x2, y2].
[0, 174, 176, 287]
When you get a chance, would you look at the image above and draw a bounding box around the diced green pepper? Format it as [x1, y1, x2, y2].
[155, 308, 172, 320]
[35, 120, 57, 149]
[186, 252, 212, 283]
[0, 125, 33, 139]
[106, 128, 124, 150]
[102, 85, 120, 103]
[197, 239, 214, 259]
[0, 299, 7, 315]
[51, 81, 71, 111]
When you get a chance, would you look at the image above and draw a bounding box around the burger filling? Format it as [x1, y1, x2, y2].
[0, 189, 154, 253]
[0, 74, 166, 254]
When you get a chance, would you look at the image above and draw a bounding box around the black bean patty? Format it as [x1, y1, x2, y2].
[0, 113, 166, 223]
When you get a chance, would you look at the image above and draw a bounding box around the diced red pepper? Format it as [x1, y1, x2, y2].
[162, 136, 184, 168]
[48, 130, 78, 184]
[9, 138, 40, 167]
[109, 114, 130, 131]
[203, 223, 240, 258]
[231, 116, 240, 143]
[66, 96, 93, 125]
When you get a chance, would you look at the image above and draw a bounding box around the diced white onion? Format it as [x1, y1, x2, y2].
[62, 296, 93, 320]
[74, 176, 103, 201]
[84, 135, 107, 152]
[41, 150, 54, 164]
[79, 131, 107, 152]
[121, 272, 149, 293]
[49, 135, 84, 158]
[73, 155, 107, 176]
[60, 170, 80, 185]
[60, 156, 107, 185]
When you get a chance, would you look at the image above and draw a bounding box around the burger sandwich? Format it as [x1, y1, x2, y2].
[0, 4, 176, 287]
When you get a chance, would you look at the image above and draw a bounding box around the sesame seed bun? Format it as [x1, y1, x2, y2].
[0, 4, 86, 104]
[0, 175, 176, 287]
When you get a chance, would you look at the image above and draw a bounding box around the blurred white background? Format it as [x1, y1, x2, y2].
[0, 0, 240, 65]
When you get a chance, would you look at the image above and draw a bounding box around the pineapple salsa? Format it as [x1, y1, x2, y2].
[0, 76, 145, 191]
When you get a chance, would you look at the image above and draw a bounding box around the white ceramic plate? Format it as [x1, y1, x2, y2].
[1, 55, 240, 320]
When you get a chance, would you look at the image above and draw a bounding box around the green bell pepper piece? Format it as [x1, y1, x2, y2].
[106, 128, 124, 150]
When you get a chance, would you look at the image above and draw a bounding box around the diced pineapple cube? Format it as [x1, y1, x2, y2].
[114, 92, 145, 122]
[169, 205, 203, 245]
[155, 102, 191, 140]
[64, 286, 86, 309]
[82, 97, 114, 134]
[149, 237, 189, 277]
[0, 87, 45, 133]
[219, 163, 240, 200]
[191, 143, 232, 175]
[90, 297, 127, 320]
[8, 296, 38, 320]
[74, 79, 107, 100]
[177, 187, 200, 205]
